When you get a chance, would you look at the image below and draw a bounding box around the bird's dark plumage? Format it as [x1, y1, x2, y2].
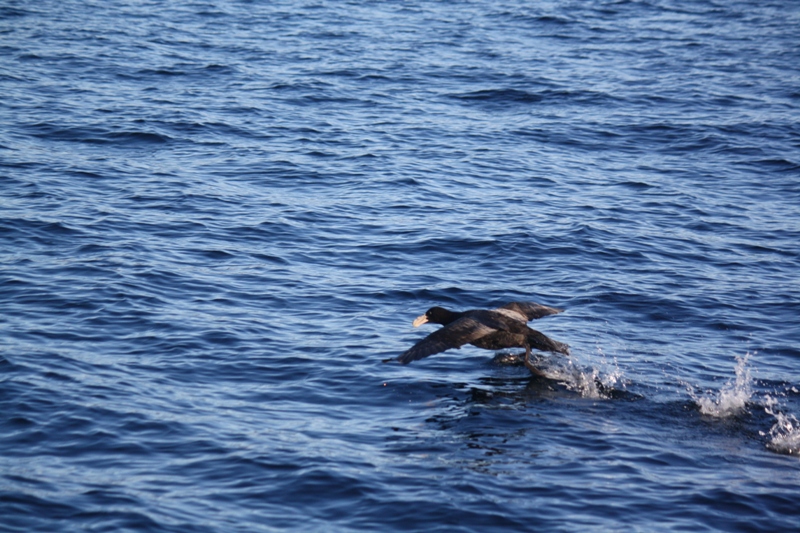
[393, 302, 569, 374]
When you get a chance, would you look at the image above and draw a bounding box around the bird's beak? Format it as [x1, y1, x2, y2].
[412, 314, 428, 327]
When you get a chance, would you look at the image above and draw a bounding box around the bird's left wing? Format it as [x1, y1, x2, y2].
[397, 317, 497, 364]
[497, 301, 563, 322]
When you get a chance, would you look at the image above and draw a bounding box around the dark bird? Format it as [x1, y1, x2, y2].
[388, 301, 569, 376]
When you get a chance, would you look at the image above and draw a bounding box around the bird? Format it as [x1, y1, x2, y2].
[387, 301, 569, 376]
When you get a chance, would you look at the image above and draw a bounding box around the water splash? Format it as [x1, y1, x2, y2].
[762, 395, 800, 456]
[545, 347, 626, 399]
[692, 353, 753, 418]
[493, 347, 625, 399]
[683, 353, 800, 455]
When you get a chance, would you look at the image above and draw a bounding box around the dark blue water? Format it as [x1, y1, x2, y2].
[2, 0, 800, 530]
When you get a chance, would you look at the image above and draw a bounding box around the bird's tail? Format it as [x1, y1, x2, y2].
[527, 330, 570, 355]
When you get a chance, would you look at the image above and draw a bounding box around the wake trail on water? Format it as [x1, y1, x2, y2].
[527, 348, 800, 457]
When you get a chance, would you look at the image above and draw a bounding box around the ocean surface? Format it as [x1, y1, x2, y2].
[2, 0, 800, 531]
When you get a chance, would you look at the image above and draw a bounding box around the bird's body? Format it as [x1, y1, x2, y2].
[392, 302, 569, 376]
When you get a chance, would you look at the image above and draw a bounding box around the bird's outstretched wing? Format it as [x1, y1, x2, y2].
[497, 301, 563, 322]
[397, 317, 497, 364]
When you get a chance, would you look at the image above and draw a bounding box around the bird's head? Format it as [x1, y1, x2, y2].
[412, 306, 458, 327]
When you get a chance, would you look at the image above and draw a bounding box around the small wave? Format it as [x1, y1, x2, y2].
[451, 89, 544, 104]
[25, 123, 171, 145]
[0, 7, 29, 18]
[450, 88, 615, 107]
[751, 158, 800, 172]
[104, 131, 171, 144]
[691, 353, 753, 418]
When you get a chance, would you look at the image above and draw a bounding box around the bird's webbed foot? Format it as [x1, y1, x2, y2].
[523, 344, 547, 377]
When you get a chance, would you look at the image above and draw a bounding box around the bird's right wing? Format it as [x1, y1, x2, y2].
[397, 317, 497, 364]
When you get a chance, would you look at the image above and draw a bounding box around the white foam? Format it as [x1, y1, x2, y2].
[544, 347, 625, 399]
[762, 395, 800, 456]
[694, 353, 753, 418]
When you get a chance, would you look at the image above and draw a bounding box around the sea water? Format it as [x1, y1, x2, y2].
[2, 0, 800, 531]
